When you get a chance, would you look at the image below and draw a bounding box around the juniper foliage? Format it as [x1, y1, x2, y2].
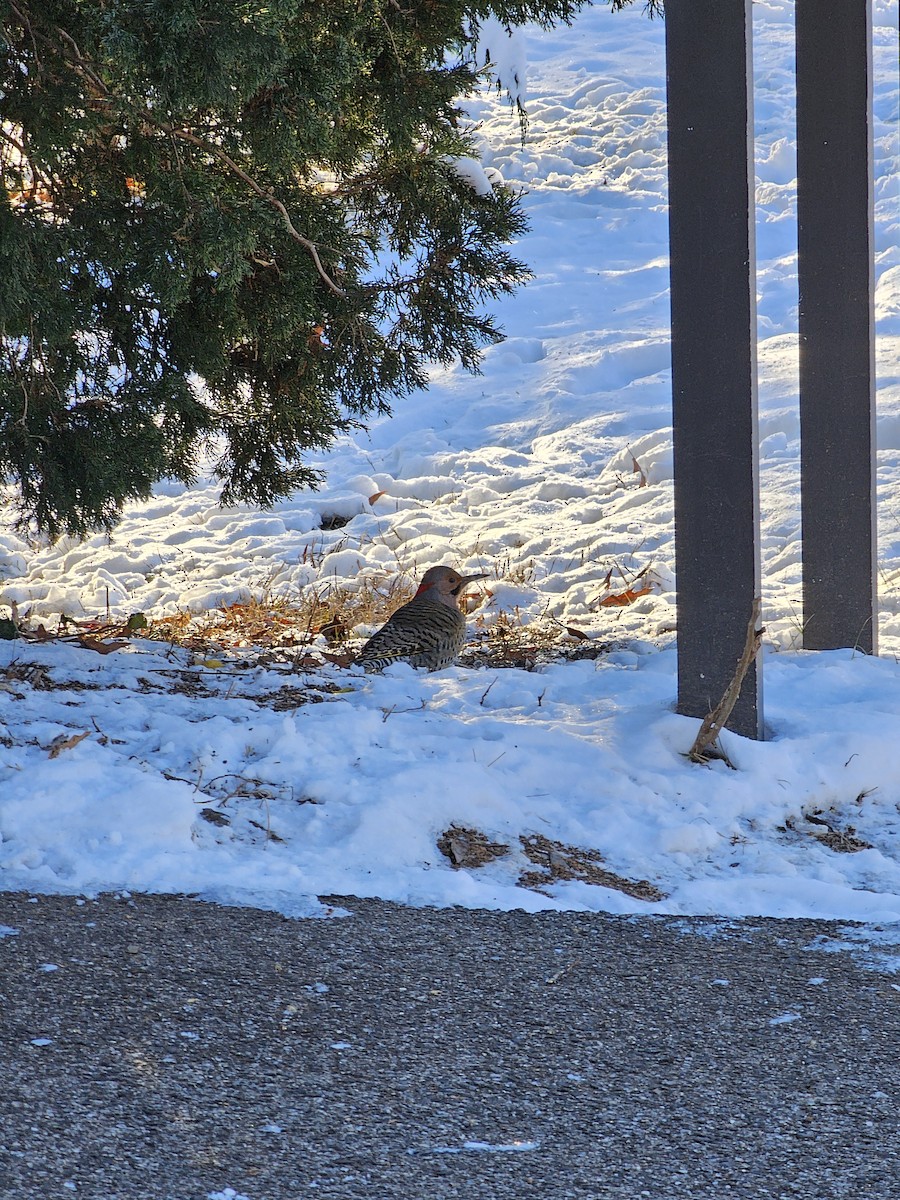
[1, 0, 649, 536]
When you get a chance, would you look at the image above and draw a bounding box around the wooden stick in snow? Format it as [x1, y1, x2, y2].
[688, 597, 763, 765]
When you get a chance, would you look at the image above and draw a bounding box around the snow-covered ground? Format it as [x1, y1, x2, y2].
[1, 0, 900, 924]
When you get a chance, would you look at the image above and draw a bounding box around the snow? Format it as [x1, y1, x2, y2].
[1, 1, 900, 926]
[475, 16, 529, 114]
[768, 1012, 802, 1027]
[421, 1140, 541, 1154]
[449, 156, 496, 196]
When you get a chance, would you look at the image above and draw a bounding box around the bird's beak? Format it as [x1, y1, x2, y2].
[454, 573, 488, 595]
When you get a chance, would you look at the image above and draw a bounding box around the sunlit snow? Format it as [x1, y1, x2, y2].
[1, 0, 900, 924]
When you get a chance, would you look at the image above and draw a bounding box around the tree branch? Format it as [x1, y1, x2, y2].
[688, 597, 763, 765]
[161, 126, 346, 297]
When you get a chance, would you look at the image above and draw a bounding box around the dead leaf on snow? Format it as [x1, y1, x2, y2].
[564, 624, 590, 640]
[321, 651, 356, 668]
[77, 635, 129, 655]
[598, 563, 655, 609]
[598, 584, 653, 608]
[21, 624, 55, 642]
[47, 731, 91, 758]
[630, 451, 648, 487]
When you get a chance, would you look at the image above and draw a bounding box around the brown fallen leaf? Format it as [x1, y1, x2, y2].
[368, 490, 387, 505]
[307, 323, 327, 355]
[292, 654, 329, 670]
[564, 625, 590, 640]
[48, 731, 91, 758]
[321, 651, 356, 668]
[77, 636, 128, 654]
[22, 624, 55, 642]
[599, 584, 653, 608]
[316, 617, 347, 643]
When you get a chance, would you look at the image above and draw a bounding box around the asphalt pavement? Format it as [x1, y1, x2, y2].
[1, 892, 898, 1200]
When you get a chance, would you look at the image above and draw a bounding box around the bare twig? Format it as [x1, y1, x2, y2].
[381, 700, 427, 721]
[688, 598, 763, 765]
[545, 957, 580, 986]
[161, 126, 346, 297]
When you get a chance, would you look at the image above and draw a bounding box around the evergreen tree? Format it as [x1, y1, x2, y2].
[1, 0, 652, 537]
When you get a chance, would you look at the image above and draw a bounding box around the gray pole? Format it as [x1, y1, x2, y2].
[665, 0, 763, 739]
[796, 0, 877, 654]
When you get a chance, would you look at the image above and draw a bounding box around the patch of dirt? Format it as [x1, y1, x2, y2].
[0, 663, 108, 694]
[0, 663, 52, 694]
[153, 670, 217, 699]
[459, 641, 615, 671]
[249, 682, 350, 711]
[199, 807, 230, 828]
[319, 512, 353, 531]
[5, 590, 621, 678]
[437, 825, 511, 869]
[436, 826, 666, 903]
[518, 833, 666, 902]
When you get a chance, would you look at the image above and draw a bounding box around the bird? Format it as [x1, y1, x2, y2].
[355, 565, 487, 672]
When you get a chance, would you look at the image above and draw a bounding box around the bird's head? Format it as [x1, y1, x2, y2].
[415, 565, 487, 605]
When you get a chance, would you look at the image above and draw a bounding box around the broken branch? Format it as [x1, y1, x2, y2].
[688, 597, 763, 765]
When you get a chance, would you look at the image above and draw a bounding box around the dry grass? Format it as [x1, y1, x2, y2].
[3, 571, 615, 670]
[144, 575, 417, 655]
[141, 577, 613, 669]
[813, 828, 873, 854]
[462, 607, 614, 670]
[792, 810, 875, 854]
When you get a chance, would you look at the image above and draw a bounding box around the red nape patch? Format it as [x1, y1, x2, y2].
[415, 582, 436, 596]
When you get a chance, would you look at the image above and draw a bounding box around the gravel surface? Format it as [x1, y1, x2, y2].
[1, 892, 898, 1200]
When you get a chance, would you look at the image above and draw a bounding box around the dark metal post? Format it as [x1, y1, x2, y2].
[665, 0, 762, 739]
[796, 0, 876, 653]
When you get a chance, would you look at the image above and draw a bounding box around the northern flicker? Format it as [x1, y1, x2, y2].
[355, 566, 487, 672]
